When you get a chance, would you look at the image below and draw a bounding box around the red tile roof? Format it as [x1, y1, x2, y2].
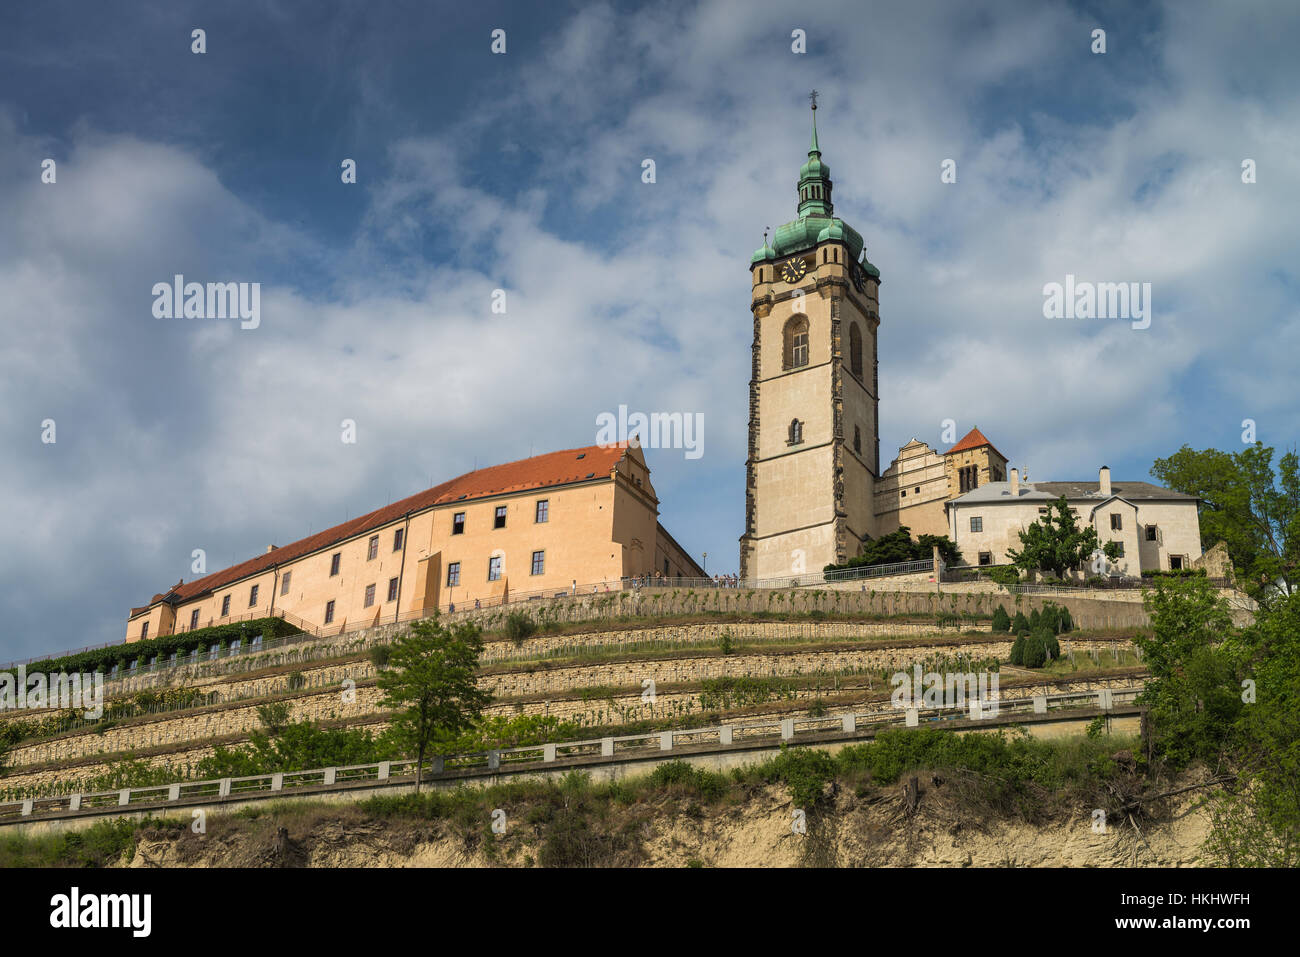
[944, 427, 1007, 462]
[132, 444, 628, 615]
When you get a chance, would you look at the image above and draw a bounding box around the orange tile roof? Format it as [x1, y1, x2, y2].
[132, 444, 628, 615]
[944, 427, 1007, 462]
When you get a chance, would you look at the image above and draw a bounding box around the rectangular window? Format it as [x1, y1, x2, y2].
[221, 594, 231, 616]
[230, 638, 242, 655]
[367, 535, 379, 560]
[1145, 524, 1158, 542]
[531, 550, 545, 575]
[969, 516, 983, 533]
[1110, 513, 1122, 531]
[792, 332, 808, 367]
[535, 499, 549, 523]
[251, 635, 262, 650]
[393, 527, 404, 551]
[169, 651, 178, 666]
[488, 556, 502, 581]
[978, 552, 992, 566]
[1113, 541, 1125, 557]
[1170, 555, 1183, 570]
[453, 512, 465, 535]
[280, 570, 292, 596]
[495, 506, 507, 529]
[189, 609, 200, 630]
[364, 583, 376, 608]
[324, 600, 335, 624]
[330, 552, 341, 576]
[447, 562, 460, 586]
[209, 643, 220, 660]
[387, 577, 399, 602]
[249, 584, 259, 607]
[141, 621, 149, 640]
[664, 558, 670, 577]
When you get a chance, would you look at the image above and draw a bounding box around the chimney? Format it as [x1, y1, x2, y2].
[266, 544, 278, 554]
[1099, 466, 1112, 497]
[1009, 467, 1019, 496]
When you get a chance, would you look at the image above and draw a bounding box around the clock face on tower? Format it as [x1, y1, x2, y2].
[851, 264, 865, 293]
[780, 258, 807, 283]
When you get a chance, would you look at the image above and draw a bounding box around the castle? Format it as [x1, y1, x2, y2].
[737, 101, 1201, 579]
[124, 103, 1203, 640]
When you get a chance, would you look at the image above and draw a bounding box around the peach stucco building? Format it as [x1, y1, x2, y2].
[125, 444, 703, 642]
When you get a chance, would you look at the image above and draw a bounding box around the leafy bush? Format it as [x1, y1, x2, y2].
[504, 612, 538, 646]
[991, 605, 1011, 633]
[369, 644, 392, 669]
[988, 565, 1021, 586]
[1029, 608, 1041, 630]
[1011, 611, 1030, 635]
[1009, 634, 1026, 666]
[1021, 633, 1047, 668]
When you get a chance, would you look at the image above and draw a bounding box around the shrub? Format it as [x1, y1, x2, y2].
[504, 612, 537, 646]
[1011, 611, 1030, 635]
[719, 632, 734, 655]
[988, 565, 1021, 586]
[1039, 605, 1059, 634]
[1009, 634, 1026, 666]
[1029, 608, 1041, 630]
[991, 605, 1011, 633]
[1021, 633, 1047, 668]
[368, 644, 392, 669]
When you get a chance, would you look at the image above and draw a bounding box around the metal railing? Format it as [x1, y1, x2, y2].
[0, 686, 1142, 825]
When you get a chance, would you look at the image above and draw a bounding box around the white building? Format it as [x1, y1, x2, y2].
[947, 466, 1202, 575]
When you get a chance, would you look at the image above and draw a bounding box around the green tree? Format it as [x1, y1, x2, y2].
[377, 617, 491, 791]
[1151, 443, 1299, 603]
[1009, 634, 1026, 666]
[1011, 610, 1030, 635]
[1136, 576, 1241, 769]
[1007, 496, 1104, 578]
[1021, 633, 1047, 668]
[825, 526, 962, 571]
[1206, 591, 1300, 865]
[991, 605, 1011, 633]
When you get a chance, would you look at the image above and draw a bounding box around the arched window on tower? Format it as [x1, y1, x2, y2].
[849, 322, 863, 379]
[789, 419, 804, 445]
[784, 315, 809, 370]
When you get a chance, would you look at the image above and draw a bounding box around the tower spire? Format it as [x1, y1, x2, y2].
[796, 92, 832, 217]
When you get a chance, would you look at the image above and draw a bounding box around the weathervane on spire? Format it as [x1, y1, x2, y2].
[763, 226, 770, 245]
[809, 89, 819, 110]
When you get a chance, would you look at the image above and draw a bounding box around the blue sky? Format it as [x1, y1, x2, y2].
[1, 0, 1297, 660]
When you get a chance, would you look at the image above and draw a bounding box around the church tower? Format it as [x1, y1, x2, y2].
[739, 98, 882, 581]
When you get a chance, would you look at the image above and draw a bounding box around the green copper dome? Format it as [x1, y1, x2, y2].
[750, 239, 776, 265]
[766, 104, 870, 267]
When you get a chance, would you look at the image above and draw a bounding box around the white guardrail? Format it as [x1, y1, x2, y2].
[0, 687, 1141, 824]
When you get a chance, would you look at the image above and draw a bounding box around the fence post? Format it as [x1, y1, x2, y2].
[488, 750, 500, 770]
[906, 708, 919, 728]
[719, 725, 733, 745]
[21, 800, 32, 816]
[118, 789, 130, 806]
[430, 756, 444, 775]
[69, 795, 81, 811]
[219, 778, 231, 798]
[271, 773, 284, 791]
[659, 732, 673, 751]
[168, 784, 180, 801]
[1098, 690, 1113, 711]
[780, 718, 794, 740]
[544, 744, 557, 762]
[841, 714, 856, 734]
[600, 738, 614, 757]
[377, 762, 390, 781]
